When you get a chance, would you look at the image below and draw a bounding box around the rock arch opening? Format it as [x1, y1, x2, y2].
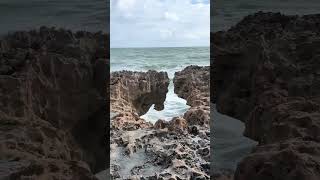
[141, 78, 190, 123]
[110, 65, 211, 179]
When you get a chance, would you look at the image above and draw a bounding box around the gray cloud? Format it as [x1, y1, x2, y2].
[111, 0, 209, 48]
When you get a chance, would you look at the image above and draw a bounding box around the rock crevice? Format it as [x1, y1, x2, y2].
[110, 70, 169, 116]
[0, 27, 108, 179]
[213, 12, 320, 180]
[110, 70, 169, 130]
[110, 66, 210, 179]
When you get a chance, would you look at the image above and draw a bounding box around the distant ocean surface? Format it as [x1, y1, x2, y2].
[2, 0, 319, 33]
[111, 47, 209, 123]
[0, 0, 108, 34]
[212, 0, 320, 31]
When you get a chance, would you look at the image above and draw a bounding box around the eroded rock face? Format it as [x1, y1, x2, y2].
[213, 12, 320, 180]
[110, 70, 169, 130]
[110, 129, 210, 179]
[174, 65, 210, 107]
[174, 65, 210, 127]
[111, 112, 153, 130]
[110, 65, 210, 179]
[167, 117, 188, 133]
[110, 70, 169, 116]
[184, 105, 210, 127]
[0, 27, 108, 179]
[154, 119, 168, 129]
[235, 138, 320, 180]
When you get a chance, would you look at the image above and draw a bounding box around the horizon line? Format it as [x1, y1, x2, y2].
[110, 45, 210, 49]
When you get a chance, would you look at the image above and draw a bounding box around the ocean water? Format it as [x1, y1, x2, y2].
[111, 47, 209, 123]
[211, 105, 257, 172]
[213, 0, 320, 31]
[0, 0, 108, 34]
[1, 0, 317, 33]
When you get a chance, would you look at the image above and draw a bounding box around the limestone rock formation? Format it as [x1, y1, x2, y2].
[174, 65, 210, 128]
[174, 65, 210, 107]
[235, 139, 320, 180]
[110, 65, 210, 179]
[154, 119, 168, 129]
[111, 112, 153, 130]
[110, 70, 169, 116]
[110, 129, 210, 179]
[184, 105, 210, 127]
[213, 12, 320, 180]
[110, 70, 169, 130]
[166, 117, 188, 133]
[0, 27, 108, 179]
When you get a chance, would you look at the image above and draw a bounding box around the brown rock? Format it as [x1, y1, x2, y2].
[110, 70, 170, 116]
[168, 117, 188, 133]
[213, 12, 320, 180]
[154, 119, 169, 129]
[235, 139, 320, 180]
[184, 106, 210, 127]
[110, 70, 169, 131]
[0, 27, 108, 179]
[174, 65, 210, 107]
[111, 112, 152, 130]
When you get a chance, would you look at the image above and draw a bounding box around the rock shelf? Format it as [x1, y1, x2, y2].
[110, 65, 210, 179]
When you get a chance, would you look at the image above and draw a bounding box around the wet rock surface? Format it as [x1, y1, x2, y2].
[110, 65, 210, 179]
[110, 70, 169, 131]
[213, 12, 320, 180]
[110, 129, 210, 179]
[0, 27, 108, 179]
[110, 70, 170, 116]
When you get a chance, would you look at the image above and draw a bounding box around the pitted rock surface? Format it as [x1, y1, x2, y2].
[110, 70, 169, 116]
[213, 12, 320, 180]
[0, 27, 108, 179]
[174, 65, 210, 107]
[110, 70, 169, 131]
[111, 66, 210, 179]
[174, 66, 210, 129]
[110, 129, 210, 180]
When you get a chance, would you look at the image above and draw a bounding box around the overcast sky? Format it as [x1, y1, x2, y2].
[110, 0, 210, 48]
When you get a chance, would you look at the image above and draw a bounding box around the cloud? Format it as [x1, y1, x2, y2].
[191, 0, 210, 4]
[164, 12, 179, 21]
[117, 0, 136, 11]
[160, 29, 175, 38]
[111, 0, 209, 47]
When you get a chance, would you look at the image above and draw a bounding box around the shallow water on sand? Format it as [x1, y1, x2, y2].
[211, 105, 257, 172]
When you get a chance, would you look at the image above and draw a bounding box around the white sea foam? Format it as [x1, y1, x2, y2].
[111, 47, 209, 123]
[141, 80, 190, 123]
